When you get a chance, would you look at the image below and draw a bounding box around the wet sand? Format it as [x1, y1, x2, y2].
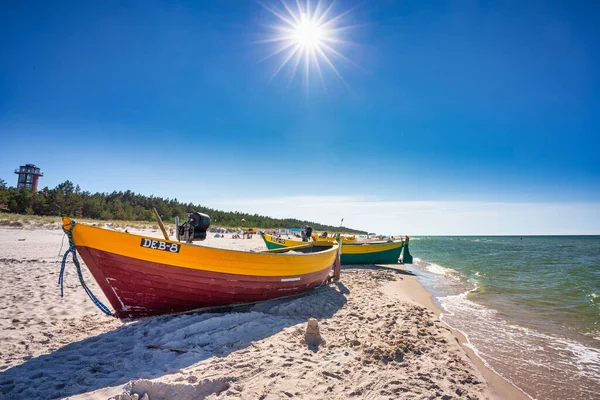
[0, 222, 526, 399]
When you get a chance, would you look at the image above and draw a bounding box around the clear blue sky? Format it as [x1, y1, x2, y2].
[1, 0, 598, 233]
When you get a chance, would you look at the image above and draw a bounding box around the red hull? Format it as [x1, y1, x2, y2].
[77, 246, 333, 319]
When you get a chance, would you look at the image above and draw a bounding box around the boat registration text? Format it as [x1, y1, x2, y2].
[140, 238, 180, 253]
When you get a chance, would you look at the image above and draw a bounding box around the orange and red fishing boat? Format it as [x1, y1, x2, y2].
[60, 214, 340, 319]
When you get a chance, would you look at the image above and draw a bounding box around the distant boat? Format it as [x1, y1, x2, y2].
[312, 233, 358, 244]
[60, 217, 340, 319]
[260, 231, 410, 265]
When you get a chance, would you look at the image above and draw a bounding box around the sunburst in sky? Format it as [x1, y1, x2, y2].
[258, 0, 358, 88]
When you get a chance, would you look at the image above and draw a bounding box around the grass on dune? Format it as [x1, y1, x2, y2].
[0, 213, 356, 235]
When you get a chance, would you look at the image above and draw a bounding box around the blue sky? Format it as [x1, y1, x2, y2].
[1, 0, 598, 234]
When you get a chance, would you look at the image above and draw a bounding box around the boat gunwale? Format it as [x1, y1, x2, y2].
[64, 218, 339, 258]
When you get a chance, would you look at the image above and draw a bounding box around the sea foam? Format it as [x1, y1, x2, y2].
[438, 287, 600, 397]
[413, 257, 459, 278]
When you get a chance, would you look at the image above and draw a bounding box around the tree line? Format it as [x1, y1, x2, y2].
[0, 179, 367, 233]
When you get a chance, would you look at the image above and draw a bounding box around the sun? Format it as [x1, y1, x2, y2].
[293, 17, 325, 48]
[257, 0, 358, 87]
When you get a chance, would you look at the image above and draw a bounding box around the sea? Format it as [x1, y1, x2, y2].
[408, 236, 600, 400]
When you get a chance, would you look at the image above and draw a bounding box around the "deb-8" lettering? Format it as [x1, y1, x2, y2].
[140, 238, 180, 253]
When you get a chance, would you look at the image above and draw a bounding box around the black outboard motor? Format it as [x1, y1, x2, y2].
[177, 212, 211, 242]
[301, 226, 313, 242]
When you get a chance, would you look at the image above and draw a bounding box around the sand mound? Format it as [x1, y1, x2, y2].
[114, 377, 236, 400]
[303, 318, 323, 350]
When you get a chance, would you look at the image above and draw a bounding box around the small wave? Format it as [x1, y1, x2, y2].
[546, 338, 600, 378]
[567, 340, 600, 368]
[589, 293, 599, 309]
[426, 263, 459, 277]
[438, 290, 600, 395]
[469, 278, 480, 288]
[413, 257, 461, 281]
[437, 290, 531, 398]
[438, 288, 486, 316]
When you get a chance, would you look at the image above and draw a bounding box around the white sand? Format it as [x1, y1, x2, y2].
[0, 223, 520, 399]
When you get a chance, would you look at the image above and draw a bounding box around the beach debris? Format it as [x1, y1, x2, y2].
[304, 318, 323, 349]
[146, 345, 188, 353]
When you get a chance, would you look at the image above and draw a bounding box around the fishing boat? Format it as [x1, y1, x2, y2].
[312, 233, 357, 244]
[59, 215, 340, 319]
[260, 231, 411, 265]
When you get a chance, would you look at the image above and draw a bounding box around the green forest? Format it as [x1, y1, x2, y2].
[0, 179, 367, 233]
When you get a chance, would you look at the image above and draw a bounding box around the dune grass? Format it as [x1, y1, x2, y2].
[0, 213, 356, 235]
[0, 213, 163, 230]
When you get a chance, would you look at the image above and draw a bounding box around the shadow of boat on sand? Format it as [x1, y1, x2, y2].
[342, 263, 416, 277]
[0, 284, 347, 399]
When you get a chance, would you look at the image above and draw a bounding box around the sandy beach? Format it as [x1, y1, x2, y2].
[0, 222, 527, 399]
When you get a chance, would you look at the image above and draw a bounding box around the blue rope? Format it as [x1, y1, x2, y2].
[59, 221, 113, 316]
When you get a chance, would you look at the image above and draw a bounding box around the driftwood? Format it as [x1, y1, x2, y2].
[147, 345, 188, 353]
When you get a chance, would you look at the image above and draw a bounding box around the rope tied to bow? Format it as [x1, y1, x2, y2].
[59, 220, 112, 316]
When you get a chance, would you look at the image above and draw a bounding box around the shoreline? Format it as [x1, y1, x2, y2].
[0, 225, 528, 399]
[409, 237, 600, 400]
[381, 264, 530, 400]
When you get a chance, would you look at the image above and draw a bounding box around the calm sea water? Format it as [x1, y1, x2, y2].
[408, 236, 600, 400]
